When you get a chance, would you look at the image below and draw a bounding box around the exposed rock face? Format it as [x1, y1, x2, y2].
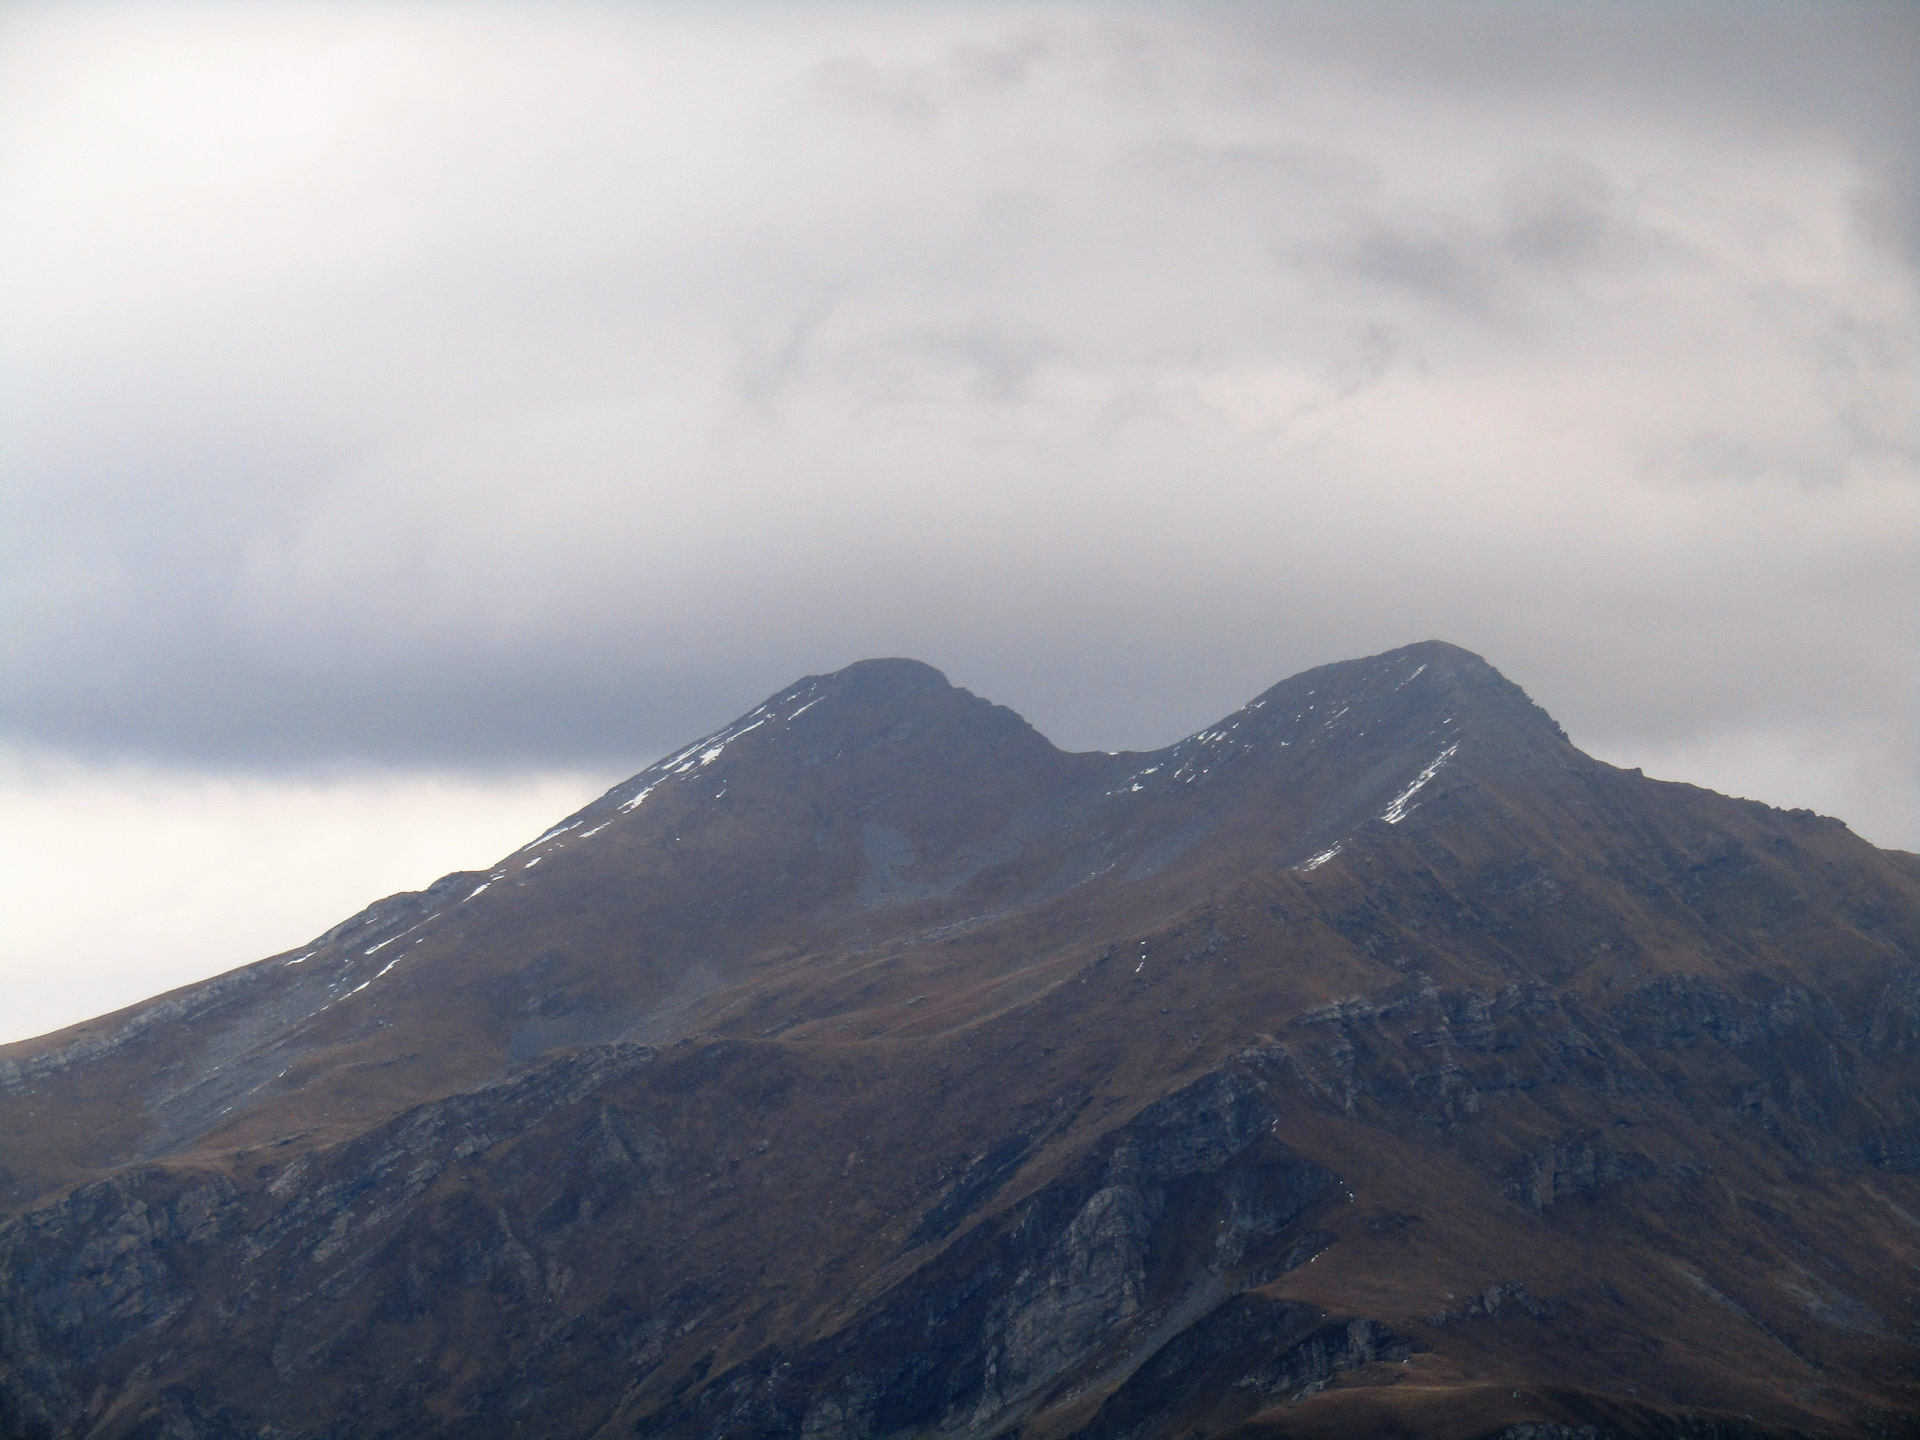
[1, 1170, 243, 1436]
[3, 642, 1919, 1439]
[1077, 1300, 1412, 1440]
[640, 1064, 1337, 1440]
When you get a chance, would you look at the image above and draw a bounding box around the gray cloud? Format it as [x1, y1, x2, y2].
[0, 2, 1913, 849]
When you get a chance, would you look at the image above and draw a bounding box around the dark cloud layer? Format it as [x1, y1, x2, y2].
[1, 3, 1914, 842]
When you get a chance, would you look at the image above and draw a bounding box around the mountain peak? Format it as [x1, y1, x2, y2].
[819, 655, 953, 695]
[1247, 639, 1567, 742]
[6, 643, 1920, 1440]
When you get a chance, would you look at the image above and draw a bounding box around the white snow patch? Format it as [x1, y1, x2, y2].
[690, 718, 766, 771]
[620, 783, 658, 813]
[364, 913, 438, 955]
[579, 823, 610, 838]
[786, 696, 824, 722]
[283, 952, 313, 966]
[1300, 845, 1342, 871]
[518, 820, 581, 853]
[524, 856, 542, 868]
[463, 882, 490, 901]
[1396, 663, 1428, 689]
[1381, 743, 1459, 824]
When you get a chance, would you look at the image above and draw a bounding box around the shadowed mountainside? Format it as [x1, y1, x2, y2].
[4, 641, 1920, 1440]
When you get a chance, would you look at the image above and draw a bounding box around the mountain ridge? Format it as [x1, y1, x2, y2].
[4, 641, 1919, 1440]
[0, 641, 1534, 1088]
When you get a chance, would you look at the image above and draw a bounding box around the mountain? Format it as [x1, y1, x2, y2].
[4, 641, 1919, 1440]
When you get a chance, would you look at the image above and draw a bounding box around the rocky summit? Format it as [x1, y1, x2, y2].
[4, 641, 1920, 1440]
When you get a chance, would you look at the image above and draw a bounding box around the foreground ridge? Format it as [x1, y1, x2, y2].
[3, 640, 1918, 1440]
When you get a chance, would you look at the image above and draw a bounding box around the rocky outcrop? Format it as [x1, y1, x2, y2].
[0, 1050, 1336, 1440]
[0, 1046, 653, 1440]
[1075, 1297, 1411, 1440]
[636, 1063, 1336, 1440]
[1505, 1136, 1657, 1212]
[1273, 970, 1902, 1181]
[0, 1171, 243, 1440]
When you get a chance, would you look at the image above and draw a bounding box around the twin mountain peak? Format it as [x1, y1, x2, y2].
[17, 640, 1588, 1130]
[4, 639, 1916, 1440]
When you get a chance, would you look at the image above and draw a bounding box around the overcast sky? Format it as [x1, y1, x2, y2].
[2, 1, 1914, 1044]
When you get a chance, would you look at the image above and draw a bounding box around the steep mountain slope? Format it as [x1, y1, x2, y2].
[4, 642, 1919, 1440]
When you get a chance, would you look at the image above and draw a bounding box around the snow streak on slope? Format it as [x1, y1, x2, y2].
[1381, 743, 1459, 824]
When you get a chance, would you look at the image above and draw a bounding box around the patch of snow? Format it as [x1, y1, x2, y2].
[1300, 845, 1342, 871]
[518, 820, 581, 853]
[786, 695, 824, 722]
[524, 856, 542, 868]
[283, 952, 313, 966]
[463, 882, 490, 901]
[364, 914, 438, 955]
[620, 783, 658, 813]
[579, 823, 610, 838]
[694, 718, 766, 770]
[1396, 663, 1428, 689]
[1381, 742, 1459, 824]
